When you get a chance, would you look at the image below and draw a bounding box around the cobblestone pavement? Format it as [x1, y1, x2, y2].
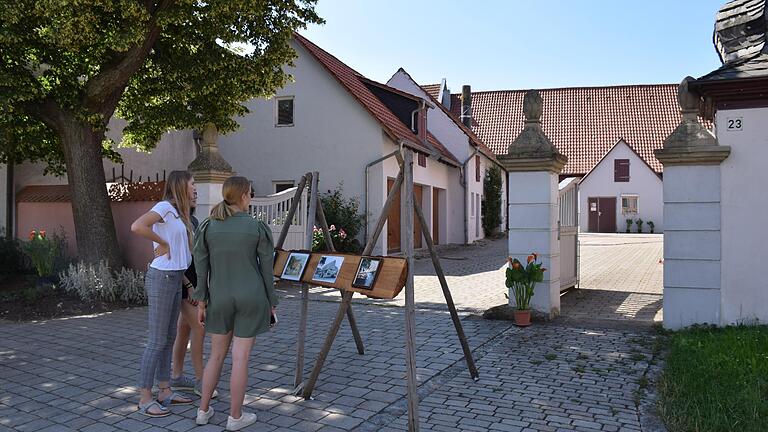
[0, 234, 664, 431]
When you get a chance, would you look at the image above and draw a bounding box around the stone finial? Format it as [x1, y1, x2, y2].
[655, 77, 730, 166]
[188, 123, 233, 182]
[523, 90, 543, 123]
[498, 90, 567, 173]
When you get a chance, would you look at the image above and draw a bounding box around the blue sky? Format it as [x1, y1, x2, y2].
[301, 0, 726, 91]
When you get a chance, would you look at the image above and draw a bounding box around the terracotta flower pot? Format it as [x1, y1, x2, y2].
[514, 309, 531, 327]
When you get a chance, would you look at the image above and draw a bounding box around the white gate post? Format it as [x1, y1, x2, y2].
[188, 123, 234, 217]
[655, 78, 730, 330]
[498, 91, 567, 319]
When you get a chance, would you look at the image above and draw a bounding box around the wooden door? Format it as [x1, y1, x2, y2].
[386, 179, 423, 252]
[387, 179, 401, 252]
[599, 197, 616, 233]
[414, 185, 423, 249]
[432, 188, 440, 245]
[588, 197, 599, 232]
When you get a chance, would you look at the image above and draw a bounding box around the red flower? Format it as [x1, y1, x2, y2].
[541, 268, 547, 272]
[532, 253, 538, 261]
[527, 255, 534, 264]
[507, 257, 513, 266]
[29, 230, 36, 240]
[512, 262, 521, 270]
[39, 230, 46, 239]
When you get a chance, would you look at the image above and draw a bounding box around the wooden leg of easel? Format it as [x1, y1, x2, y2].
[413, 197, 480, 380]
[293, 283, 310, 392]
[402, 149, 420, 432]
[294, 172, 319, 393]
[301, 290, 354, 399]
[315, 195, 365, 355]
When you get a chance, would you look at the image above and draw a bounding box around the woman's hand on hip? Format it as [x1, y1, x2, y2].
[154, 242, 171, 260]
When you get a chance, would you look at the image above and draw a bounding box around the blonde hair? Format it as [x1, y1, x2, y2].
[163, 170, 194, 248]
[210, 176, 251, 221]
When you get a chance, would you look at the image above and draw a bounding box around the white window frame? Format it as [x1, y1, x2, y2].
[621, 194, 639, 215]
[275, 96, 294, 127]
[273, 181, 295, 194]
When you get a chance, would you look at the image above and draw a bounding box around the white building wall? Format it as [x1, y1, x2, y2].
[717, 107, 768, 325]
[12, 126, 195, 192]
[218, 40, 384, 203]
[578, 141, 664, 233]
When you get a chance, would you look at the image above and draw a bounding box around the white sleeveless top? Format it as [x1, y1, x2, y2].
[149, 201, 192, 271]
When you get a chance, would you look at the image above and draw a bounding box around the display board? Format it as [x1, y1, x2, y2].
[273, 249, 407, 299]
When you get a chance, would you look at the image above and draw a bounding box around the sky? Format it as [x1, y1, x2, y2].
[301, 0, 727, 92]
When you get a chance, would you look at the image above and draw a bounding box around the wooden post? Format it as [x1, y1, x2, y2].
[316, 196, 365, 355]
[413, 196, 479, 379]
[402, 149, 420, 432]
[301, 164, 404, 399]
[294, 172, 319, 390]
[276, 173, 310, 249]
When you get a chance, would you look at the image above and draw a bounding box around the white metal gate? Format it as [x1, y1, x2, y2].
[559, 178, 579, 290]
[249, 186, 308, 250]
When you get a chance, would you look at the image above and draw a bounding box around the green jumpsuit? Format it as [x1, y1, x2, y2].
[192, 212, 279, 338]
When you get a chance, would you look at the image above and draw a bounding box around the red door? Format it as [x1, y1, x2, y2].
[588, 197, 617, 233]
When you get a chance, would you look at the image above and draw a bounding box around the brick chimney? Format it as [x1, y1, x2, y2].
[460, 85, 472, 128]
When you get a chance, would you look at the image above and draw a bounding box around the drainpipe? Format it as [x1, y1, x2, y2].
[461, 146, 480, 244]
[5, 163, 13, 238]
[364, 146, 402, 246]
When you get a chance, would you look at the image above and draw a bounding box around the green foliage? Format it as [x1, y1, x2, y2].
[0, 0, 324, 169]
[481, 165, 502, 235]
[636, 218, 644, 233]
[648, 221, 655, 233]
[505, 254, 546, 311]
[0, 232, 29, 274]
[626, 218, 634, 233]
[316, 184, 365, 253]
[21, 230, 58, 277]
[59, 261, 146, 304]
[658, 325, 768, 432]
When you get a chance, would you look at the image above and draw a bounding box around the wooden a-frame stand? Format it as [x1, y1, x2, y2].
[278, 150, 479, 432]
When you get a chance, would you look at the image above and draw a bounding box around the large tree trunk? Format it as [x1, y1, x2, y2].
[60, 122, 123, 268]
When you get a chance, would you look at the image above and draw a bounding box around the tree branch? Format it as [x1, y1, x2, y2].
[83, 0, 175, 116]
[23, 98, 67, 132]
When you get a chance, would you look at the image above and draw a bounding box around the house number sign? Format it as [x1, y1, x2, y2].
[725, 116, 743, 131]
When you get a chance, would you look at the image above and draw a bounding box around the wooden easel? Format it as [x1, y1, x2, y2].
[292, 150, 479, 432]
[272, 171, 366, 393]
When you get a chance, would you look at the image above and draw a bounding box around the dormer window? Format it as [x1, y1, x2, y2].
[276, 96, 294, 126]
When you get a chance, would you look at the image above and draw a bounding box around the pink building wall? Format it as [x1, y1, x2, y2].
[17, 201, 155, 270]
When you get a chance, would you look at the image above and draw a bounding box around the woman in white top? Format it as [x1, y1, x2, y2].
[130, 171, 196, 417]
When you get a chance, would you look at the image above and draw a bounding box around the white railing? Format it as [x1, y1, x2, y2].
[559, 178, 579, 290]
[249, 187, 307, 251]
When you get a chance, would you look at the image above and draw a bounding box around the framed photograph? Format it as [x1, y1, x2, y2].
[312, 255, 345, 284]
[352, 257, 382, 290]
[281, 252, 311, 282]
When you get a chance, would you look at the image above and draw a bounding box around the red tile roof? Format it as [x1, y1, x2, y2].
[16, 182, 164, 203]
[292, 33, 458, 165]
[421, 83, 441, 100]
[449, 84, 704, 174]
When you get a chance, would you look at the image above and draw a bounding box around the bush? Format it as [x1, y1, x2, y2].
[0, 231, 29, 274]
[636, 218, 644, 233]
[21, 230, 58, 277]
[482, 165, 503, 236]
[59, 261, 146, 305]
[317, 184, 365, 253]
[625, 219, 633, 233]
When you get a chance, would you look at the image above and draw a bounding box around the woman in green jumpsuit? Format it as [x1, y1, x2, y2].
[192, 176, 278, 431]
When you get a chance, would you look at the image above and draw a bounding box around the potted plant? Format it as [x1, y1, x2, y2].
[636, 218, 644, 233]
[625, 219, 633, 233]
[648, 221, 655, 234]
[505, 253, 546, 327]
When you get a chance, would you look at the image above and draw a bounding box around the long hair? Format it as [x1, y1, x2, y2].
[210, 176, 251, 221]
[163, 170, 194, 248]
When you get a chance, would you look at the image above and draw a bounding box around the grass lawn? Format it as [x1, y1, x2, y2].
[658, 325, 768, 432]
